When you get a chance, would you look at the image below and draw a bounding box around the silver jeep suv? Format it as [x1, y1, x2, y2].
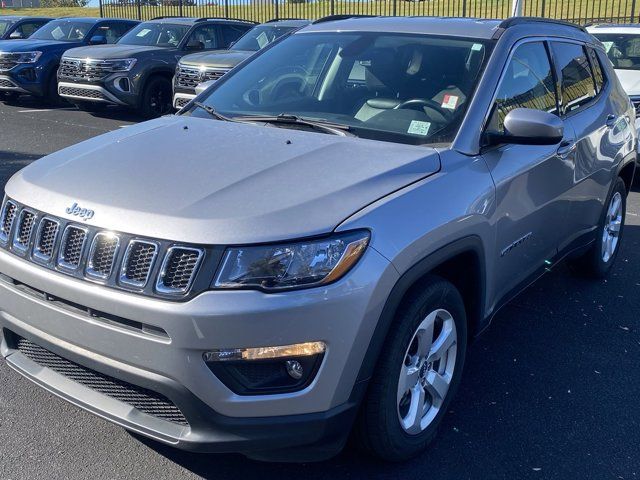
[0, 16, 636, 462]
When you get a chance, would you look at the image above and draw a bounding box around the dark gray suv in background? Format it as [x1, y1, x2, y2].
[0, 16, 635, 463]
[57, 17, 254, 117]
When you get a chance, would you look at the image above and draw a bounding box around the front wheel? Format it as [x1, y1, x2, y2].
[569, 177, 626, 278]
[140, 76, 172, 119]
[354, 276, 467, 461]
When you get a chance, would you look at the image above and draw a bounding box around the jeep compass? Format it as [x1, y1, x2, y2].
[0, 16, 635, 462]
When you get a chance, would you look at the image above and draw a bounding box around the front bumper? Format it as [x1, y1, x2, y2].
[57, 74, 137, 108]
[0, 65, 47, 97]
[0, 245, 397, 457]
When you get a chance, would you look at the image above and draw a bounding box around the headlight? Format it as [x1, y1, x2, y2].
[4, 51, 42, 63]
[214, 230, 370, 291]
[107, 58, 137, 72]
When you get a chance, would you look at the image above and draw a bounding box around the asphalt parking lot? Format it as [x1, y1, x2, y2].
[0, 97, 639, 480]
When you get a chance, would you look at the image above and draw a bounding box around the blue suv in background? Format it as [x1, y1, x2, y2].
[0, 16, 52, 41]
[0, 17, 138, 103]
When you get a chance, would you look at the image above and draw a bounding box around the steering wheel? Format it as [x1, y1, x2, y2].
[394, 98, 453, 122]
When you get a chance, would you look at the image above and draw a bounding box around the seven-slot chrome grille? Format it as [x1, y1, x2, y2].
[58, 57, 113, 82]
[0, 198, 211, 300]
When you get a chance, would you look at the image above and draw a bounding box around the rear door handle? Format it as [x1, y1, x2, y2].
[557, 140, 577, 159]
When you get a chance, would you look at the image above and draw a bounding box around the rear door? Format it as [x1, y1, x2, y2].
[481, 41, 575, 301]
[549, 41, 634, 249]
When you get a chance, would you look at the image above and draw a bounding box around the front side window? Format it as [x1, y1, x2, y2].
[184, 25, 219, 50]
[95, 22, 134, 44]
[0, 20, 15, 36]
[221, 25, 252, 47]
[488, 42, 557, 133]
[117, 22, 190, 47]
[232, 24, 299, 52]
[14, 21, 43, 38]
[30, 20, 95, 42]
[551, 42, 597, 114]
[189, 32, 490, 146]
[593, 33, 640, 70]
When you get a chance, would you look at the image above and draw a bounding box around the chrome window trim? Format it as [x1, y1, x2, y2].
[85, 231, 121, 281]
[155, 246, 204, 295]
[56, 224, 89, 272]
[32, 216, 61, 264]
[11, 207, 37, 255]
[118, 239, 159, 289]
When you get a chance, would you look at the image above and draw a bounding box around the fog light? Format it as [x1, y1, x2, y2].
[203, 342, 326, 395]
[203, 341, 326, 362]
[285, 359, 304, 380]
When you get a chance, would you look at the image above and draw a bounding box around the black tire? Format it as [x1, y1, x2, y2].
[354, 275, 468, 461]
[140, 76, 172, 119]
[72, 101, 107, 113]
[1, 91, 19, 103]
[569, 177, 627, 278]
[45, 72, 65, 106]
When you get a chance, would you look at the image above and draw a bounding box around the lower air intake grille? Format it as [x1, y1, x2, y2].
[16, 336, 189, 426]
[174, 96, 191, 109]
[59, 85, 106, 100]
[0, 78, 16, 88]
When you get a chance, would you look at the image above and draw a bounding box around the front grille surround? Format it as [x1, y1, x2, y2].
[156, 246, 204, 294]
[0, 198, 215, 300]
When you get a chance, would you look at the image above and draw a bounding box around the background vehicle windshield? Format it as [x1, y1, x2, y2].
[233, 24, 299, 52]
[118, 23, 190, 47]
[30, 20, 94, 42]
[0, 20, 14, 36]
[594, 33, 640, 70]
[190, 32, 489, 146]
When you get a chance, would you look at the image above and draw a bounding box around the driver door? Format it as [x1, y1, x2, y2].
[481, 40, 576, 303]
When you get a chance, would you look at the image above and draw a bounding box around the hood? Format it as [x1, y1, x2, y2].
[180, 49, 252, 69]
[0, 39, 79, 52]
[6, 116, 440, 245]
[63, 44, 165, 59]
[614, 69, 640, 96]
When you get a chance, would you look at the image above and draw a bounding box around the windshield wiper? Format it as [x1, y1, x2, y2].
[236, 113, 354, 136]
[192, 101, 239, 123]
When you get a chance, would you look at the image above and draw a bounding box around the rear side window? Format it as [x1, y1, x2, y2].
[588, 47, 606, 93]
[488, 42, 558, 133]
[221, 25, 250, 47]
[551, 42, 597, 114]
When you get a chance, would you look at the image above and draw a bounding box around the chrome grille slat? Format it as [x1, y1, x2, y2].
[58, 58, 112, 82]
[12, 209, 36, 253]
[176, 66, 229, 89]
[0, 198, 208, 299]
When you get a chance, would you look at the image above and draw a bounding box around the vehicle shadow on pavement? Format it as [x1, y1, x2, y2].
[136, 200, 640, 479]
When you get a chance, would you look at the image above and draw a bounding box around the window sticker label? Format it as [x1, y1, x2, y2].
[51, 26, 64, 40]
[256, 31, 269, 49]
[471, 43, 483, 51]
[136, 28, 151, 37]
[442, 94, 459, 110]
[408, 120, 431, 136]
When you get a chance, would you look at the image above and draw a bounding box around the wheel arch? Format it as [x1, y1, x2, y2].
[355, 236, 487, 384]
[618, 156, 636, 194]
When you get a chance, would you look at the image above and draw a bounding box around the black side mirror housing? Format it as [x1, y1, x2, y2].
[186, 40, 204, 51]
[89, 35, 107, 45]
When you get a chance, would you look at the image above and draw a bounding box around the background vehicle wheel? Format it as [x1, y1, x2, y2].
[140, 76, 172, 119]
[45, 73, 65, 106]
[72, 101, 107, 113]
[354, 276, 467, 461]
[569, 177, 627, 278]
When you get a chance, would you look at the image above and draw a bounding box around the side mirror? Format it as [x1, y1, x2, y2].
[485, 108, 564, 146]
[9, 31, 24, 39]
[185, 40, 204, 51]
[195, 79, 217, 96]
[89, 35, 107, 45]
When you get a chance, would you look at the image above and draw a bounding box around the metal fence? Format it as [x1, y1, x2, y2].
[99, 0, 640, 25]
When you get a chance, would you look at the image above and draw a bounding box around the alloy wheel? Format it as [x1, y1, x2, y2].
[602, 191, 623, 263]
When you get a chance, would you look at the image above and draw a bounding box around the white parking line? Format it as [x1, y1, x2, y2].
[18, 108, 77, 113]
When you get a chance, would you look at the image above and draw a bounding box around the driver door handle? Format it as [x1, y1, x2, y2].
[557, 140, 577, 159]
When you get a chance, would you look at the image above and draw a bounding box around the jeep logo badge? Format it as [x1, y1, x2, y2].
[65, 203, 95, 221]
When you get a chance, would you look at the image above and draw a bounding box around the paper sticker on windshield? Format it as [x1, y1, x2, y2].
[51, 26, 64, 40]
[256, 31, 269, 49]
[408, 120, 431, 136]
[441, 94, 459, 110]
[471, 43, 483, 51]
[136, 28, 151, 37]
[601, 41, 614, 53]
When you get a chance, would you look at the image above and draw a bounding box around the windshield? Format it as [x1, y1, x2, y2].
[118, 22, 190, 47]
[30, 20, 94, 42]
[187, 32, 489, 146]
[594, 33, 640, 70]
[0, 20, 15, 36]
[233, 24, 300, 52]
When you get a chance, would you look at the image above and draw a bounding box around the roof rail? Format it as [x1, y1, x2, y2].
[195, 17, 258, 23]
[265, 17, 308, 23]
[150, 15, 185, 20]
[312, 14, 377, 24]
[498, 17, 587, 33]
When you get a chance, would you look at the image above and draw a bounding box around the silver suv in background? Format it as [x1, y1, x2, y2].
[0, 16, 635, 463]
